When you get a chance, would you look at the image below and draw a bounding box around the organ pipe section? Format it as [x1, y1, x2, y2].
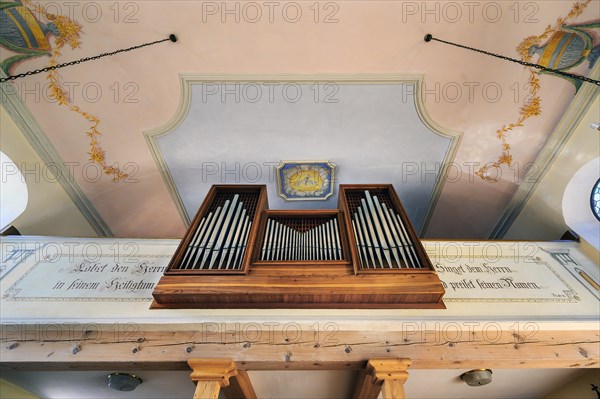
[152, 184, 445, 308]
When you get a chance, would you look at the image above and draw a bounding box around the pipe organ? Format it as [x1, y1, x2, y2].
[260, 215, 343, 261]
[350, 191, 421, 269]
[179, 194, 253, 271]
[152, 185, 445, 308]
[339, 186, 430, 273]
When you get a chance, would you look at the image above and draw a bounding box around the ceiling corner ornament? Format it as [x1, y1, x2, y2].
[0, 0, 176, 182]
[426, 0, 597, 182]
[475, 0, 597, 182]
[276, 161, 336, 201]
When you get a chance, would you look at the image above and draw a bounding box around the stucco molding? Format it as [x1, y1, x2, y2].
[144, 73, 463, 234]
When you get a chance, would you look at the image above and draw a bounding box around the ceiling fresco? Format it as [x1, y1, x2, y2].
[0, 0, 598, 238]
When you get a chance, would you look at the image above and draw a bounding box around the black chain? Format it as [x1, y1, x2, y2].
[0, 34, 177, 83]
[424, 34, 600, 86]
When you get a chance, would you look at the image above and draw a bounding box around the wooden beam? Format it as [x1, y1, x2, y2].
[1, 324, 598, 371]
[188, 359, 257, 399]
[353, 359, 411, 399]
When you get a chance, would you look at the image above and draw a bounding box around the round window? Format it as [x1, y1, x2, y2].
[591, 178, 600, 222]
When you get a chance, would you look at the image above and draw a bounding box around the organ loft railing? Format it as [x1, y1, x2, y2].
[152, 184, 445, 309]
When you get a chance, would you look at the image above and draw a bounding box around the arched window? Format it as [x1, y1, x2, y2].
[591, 178, 600, 222]
[563, 157, 600, 250]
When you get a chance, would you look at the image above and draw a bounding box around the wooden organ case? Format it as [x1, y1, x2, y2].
[152, 185, 445, 309]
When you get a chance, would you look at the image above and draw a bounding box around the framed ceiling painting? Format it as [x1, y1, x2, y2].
[276, 161, 336, 201]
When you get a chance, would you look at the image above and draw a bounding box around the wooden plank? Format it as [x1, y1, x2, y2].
[152, 272, 445, 309]
[1, 326, 597, 371]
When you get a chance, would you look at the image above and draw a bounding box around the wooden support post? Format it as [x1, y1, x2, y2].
[188, 359, 257, 399]
[353, 358, 411, 399]
[221, 370, 257, 399]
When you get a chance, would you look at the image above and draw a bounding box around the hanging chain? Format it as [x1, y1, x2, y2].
[0, 34, 177, 83]
[424, 34, 600, 86]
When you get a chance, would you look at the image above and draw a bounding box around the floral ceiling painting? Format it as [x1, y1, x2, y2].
[1, 0, 128, 181]
[477, 1, 599, 182]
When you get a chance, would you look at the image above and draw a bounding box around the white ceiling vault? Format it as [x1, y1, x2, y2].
[1, 0, 599, 239]
[146, 75, 460, 234]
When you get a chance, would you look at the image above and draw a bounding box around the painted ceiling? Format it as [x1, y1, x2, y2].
[150, 79, 458, 234]
[1, 0, 599, 238]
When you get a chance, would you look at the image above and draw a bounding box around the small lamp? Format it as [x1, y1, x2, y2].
[107, 373, 143, 391]
[460, 369, 493, 386]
